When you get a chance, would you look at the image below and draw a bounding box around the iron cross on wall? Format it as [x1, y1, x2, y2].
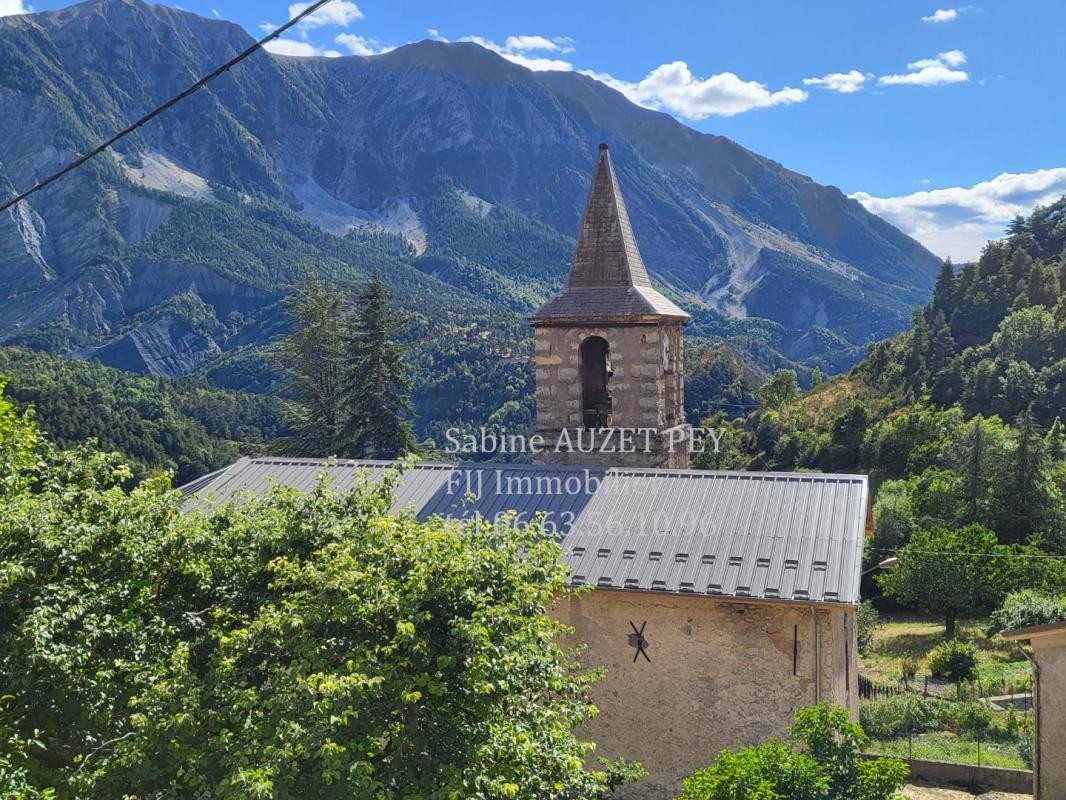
[628, 621, 650, 662]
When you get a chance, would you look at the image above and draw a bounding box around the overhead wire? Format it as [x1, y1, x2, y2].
[0, 0, 338, 215]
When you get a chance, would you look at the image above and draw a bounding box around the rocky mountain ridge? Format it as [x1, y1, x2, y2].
[0, 0, 941, 393]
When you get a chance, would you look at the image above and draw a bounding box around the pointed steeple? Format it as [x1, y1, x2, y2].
[568, 143, 653, 289]
[532, 144, 688, 322]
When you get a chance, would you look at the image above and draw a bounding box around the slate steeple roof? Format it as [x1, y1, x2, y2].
[532, 143, 689, 323]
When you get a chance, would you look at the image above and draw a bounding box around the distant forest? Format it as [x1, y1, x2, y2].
[0, 348, 285, 484]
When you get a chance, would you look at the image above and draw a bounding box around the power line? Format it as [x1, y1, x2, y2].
[0, 0, 338, 215]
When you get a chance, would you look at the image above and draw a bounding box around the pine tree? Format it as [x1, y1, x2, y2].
[1026, 262, 1059, 307]
[270, 272, 348, 456]
[1046, 417, 1066, 461]
[991, 410, 1054, 544]
[931, 258, 958, 320]
[340, 274, 415, 459]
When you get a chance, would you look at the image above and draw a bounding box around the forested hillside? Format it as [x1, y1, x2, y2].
[0, 0, 940, 407]
[0, 347, 284, 483]
[706, 198, 1066, 565]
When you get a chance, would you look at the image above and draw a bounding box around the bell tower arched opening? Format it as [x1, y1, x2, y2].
[580, 336, 612, 429]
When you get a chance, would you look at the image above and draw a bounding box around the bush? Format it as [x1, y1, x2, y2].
[857, 600, 881, 656]
[859, 697, 942, 738]
[1018, 736, 1033, 768]
[677, 703, 908, 800]
[927, 640, 979, 681]
[989, 589, 1066, 634]
[956, 701, 994, 738]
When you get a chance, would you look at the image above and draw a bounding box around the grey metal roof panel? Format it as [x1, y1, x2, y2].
[181, 459, 867, 606]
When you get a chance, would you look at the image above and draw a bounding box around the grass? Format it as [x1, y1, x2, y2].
[862, 613, 1031, 690]
[869, 733, 1028, 770]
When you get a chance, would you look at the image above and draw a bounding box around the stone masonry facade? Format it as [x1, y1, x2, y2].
[556, 591, 858, 800]
[532, 321, 690, 469]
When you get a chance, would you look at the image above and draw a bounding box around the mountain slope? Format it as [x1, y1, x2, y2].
[0, 0, 940, 401]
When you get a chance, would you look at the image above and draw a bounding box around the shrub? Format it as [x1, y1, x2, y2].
[989, 589, 1066, 635]
[927, 640, 979, 681]
[956, 702, 994, 738]
[859, 697, 942, 738]
[678, 703, 908, 800]
[1018, 736, 1034, 768]
[900, 656, 921, 686]
[857, 600, 881, 656]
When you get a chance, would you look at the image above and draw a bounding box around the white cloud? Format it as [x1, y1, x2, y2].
[505, 35, 557, 52]
[455, 34, 574, 71]
[803, 70, 869, 94]
[879, 50, 968, 86]
[587, 62, 807, 118]
[851, 167, 1066, 261]
[288, 0, 363, 28]
[436, 30, 801, 117]
[921, 8, 958, 23]
[263, 38, 342, 57]
[0, 0, 31, 16]
[334, 32, 392, 56]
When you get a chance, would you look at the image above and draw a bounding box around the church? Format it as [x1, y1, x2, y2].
[185, 144, 865, 799]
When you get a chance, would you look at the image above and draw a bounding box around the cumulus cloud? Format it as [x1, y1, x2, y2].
[288, 0, 363, 28]
[450, 34, 575, 71]
[263, 38, 342, 57]
[851, 167, 1066, 261]
[803, 70, 869, 94]
[334, 32, 392, 56]
[587, 62, 807, 118]
[921, 8, 958, 23]
[879, 50, 968, 86]
[0, 0, 31, 16]
[503, 35, 554, 52]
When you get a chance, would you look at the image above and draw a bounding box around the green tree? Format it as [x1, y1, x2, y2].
[341, 274, 416, 459]
[878, 524, 1003, 636]
[675, 703, 908, 800]
[990, 410, 1059, 544]
[930, 259, 958, 320]
[819, 402, 870, 472]
[0, 376, 39, 498]
[0, 383, 639, 797]
[270, 272, 348, 455]
[993, 307, 1057, 368]
[759, 369, 800, 412]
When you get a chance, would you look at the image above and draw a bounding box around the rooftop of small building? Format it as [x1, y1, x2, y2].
[182, 457, 867, 607]
[1002, 619, 1066, 642]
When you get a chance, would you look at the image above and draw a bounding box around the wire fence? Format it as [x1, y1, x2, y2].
[859, 674, 1034, 770]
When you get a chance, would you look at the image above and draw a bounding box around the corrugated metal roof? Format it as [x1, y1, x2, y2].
[182, 458, 866, 606]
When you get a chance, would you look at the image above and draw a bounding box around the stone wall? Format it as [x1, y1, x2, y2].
[532, 321, 688, 469]
[555, 589, 857, 800]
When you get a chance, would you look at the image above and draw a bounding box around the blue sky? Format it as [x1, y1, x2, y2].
[6, 0, 1066, 260]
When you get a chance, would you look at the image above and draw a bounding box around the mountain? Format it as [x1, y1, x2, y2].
[0, 0, 941, 432]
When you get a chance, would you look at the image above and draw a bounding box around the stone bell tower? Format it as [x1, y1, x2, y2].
[531, 143, 691, 469]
